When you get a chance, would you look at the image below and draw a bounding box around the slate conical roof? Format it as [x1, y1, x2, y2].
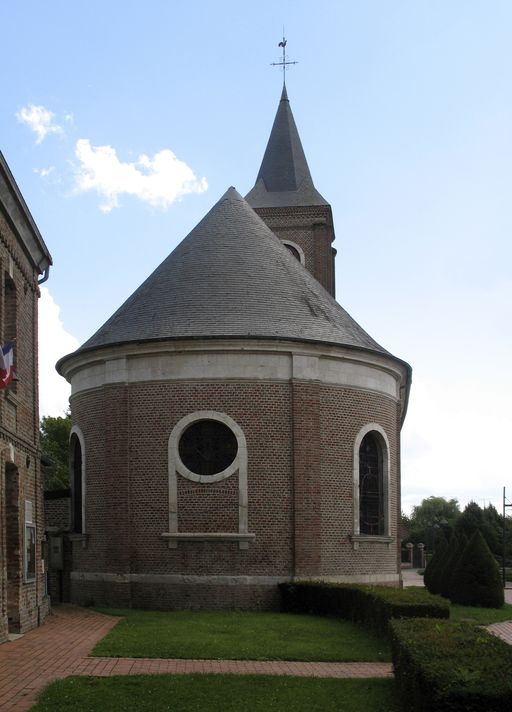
[245, 85, 328, 208]
[65, 188, 389, 360]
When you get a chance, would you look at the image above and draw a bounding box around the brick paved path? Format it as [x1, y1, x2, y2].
[486, 586, 512, 644]
[487, 620, 512, 645]
[0, 606, 392, 711]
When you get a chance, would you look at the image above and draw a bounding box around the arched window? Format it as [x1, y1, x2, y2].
[352, 424, 390, 541]
[70, 428, 85, 534]
[359, 432, 383, 535]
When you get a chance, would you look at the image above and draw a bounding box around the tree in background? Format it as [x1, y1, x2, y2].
[40, 412, 71, 490]
[456, 501, 504, 559]
[405, 496, 461, 549]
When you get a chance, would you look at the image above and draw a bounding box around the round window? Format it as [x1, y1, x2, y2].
[178, 419, 238, 476]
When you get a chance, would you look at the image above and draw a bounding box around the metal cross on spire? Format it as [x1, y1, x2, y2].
[270, 33, 298, 84]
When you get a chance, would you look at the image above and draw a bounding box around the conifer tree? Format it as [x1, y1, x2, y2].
[424, 529, 448, 592]
[440, 532, 468, 598]
[428, 532, 458, 595]
[449, 529, 504, 608]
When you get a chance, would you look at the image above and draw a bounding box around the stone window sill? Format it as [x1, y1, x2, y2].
[162, 532, 255, 550]
[349, 534, 393, 550]
[5, 390, 19, 406]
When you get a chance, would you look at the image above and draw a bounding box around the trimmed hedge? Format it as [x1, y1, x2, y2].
[391, 618, 512, 712]
[279, 582, 449, 635]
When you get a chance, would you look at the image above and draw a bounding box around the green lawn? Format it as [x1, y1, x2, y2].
[450, 601, 512, 624]
[92, 610, 390, 662]
[32, 674, 398, 712]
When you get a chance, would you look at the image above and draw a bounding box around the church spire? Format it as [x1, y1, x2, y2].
[245, 86, 328, 208]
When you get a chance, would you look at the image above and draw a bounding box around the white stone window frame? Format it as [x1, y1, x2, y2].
[350, 423, 392, 549]
[69, 425, 87, 547]
[281, 240, 305, 265]
[162, 411, 255, 550]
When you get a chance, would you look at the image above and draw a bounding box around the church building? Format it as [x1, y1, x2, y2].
[57, 85, 411, 610]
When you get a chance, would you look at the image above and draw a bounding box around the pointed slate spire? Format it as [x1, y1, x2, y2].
[61, 188, 389, 361]
[246, 86, 328, 208]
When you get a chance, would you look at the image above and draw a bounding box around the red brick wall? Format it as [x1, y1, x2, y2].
[0, 212, 49, 641]
[45, 494, 71, 604]
[254, 205, 336, 296]
[69, 373, 401, 610]
[71, 382, 294, 581]
[318, 386, 401, 576]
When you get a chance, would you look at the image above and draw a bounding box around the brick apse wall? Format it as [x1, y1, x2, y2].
[67, 352, 403, 611]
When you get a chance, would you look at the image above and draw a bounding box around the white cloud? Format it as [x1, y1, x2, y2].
[73, 139, 208, 212]
[16, 104, 63, 144]
[34, 166, 55, 178]
[38, 288, 80, 417]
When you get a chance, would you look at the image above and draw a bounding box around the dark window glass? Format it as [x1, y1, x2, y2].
[71, 435, 83, 533]
[25, 524, 36, 581]
[284, 244, 301, 261]
[179, 420, 238, 476]
[359, 433, 383, 535]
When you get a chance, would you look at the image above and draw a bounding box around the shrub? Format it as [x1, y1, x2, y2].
[440, 532, 468, 598]
[427, 532, 457, 595]
[424, 529, 448, 592]
[391, 617, 512, 712]
[279, 582, 449, 636]
[449, 529, 504, 608]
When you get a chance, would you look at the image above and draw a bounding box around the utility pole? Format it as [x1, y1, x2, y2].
[502, 487, 512, 586]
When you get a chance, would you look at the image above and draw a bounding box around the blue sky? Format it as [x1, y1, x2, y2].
[2, 1, 511, 514]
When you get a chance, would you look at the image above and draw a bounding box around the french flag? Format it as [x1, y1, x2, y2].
[0, 342, 14, 389]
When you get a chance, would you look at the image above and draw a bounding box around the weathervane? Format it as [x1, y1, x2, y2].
[270, 33, 297, 84]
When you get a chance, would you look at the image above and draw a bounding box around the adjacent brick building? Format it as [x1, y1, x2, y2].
[57, 87, 412, 609]
[0, 153, 52, 640]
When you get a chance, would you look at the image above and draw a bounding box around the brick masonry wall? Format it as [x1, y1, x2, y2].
[71, 382, 294, 580]
[69, 373, 402, 609]
[45, 494, 72, 604]
[254, 205, 336, 296]
[0, 212, 49, 640]
[45, 495, 71, 532]
[318, 385, 401, 576]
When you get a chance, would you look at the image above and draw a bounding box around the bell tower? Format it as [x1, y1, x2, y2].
[245, 84, 336, 296]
